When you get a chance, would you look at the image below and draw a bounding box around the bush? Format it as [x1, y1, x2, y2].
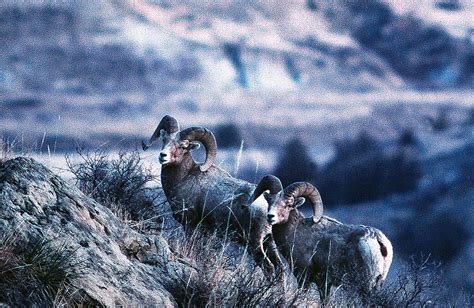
[398, 128, 418, 147]
[460, 143, 474, 185]
[214, 123, 243, 149]
[370, 256, 471, 306]
[273, 138, 318, 187]
[427, 108, 450, 132]
[435, 0, 462, 11]
[334, 131, 379, 160]
[466, 108, 474, 126]
[398, 208, 470, 263]
[327, 256, 471, 306]
[66, 149, 160, 223]
[320, 132, 421, 205]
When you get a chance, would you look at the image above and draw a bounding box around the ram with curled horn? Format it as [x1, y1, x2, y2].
[253, 176, 393, 300]
[142, 115, 283, 273]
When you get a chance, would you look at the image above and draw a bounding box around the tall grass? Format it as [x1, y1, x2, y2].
[162, 227, 316, 306]
[0, 138, 19, 162]
[0, 231, 83, 306]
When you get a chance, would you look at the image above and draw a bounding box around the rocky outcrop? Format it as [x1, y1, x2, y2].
[0, 157, 197, 306]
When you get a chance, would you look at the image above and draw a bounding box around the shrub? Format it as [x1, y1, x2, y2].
[398, 208, 470, 263]
[466, 107, 474, 126]
[334, 131, 379, 159]
[368, 257, 443, 306]
[368, 256, 471, 306]
[327, 256, 471, 306]
[427, 108, 450, 132]
[214, 123, 243, 149]
[435, 0, 462, 11]
[348, 1, 393, 47]
[398, 128, 418, 147]
[66, 149, 160, 223]
[460, 143, 474, 185]
[273, 138, 318, 187]
[320, 132, 421, 205]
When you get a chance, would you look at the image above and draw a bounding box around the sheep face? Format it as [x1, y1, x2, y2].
[158, 130, 200, 166]
[266, 192, 305, 225]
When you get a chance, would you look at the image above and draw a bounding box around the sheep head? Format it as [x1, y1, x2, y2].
[253, 177, 324, 225]
[142, 115, 217, 172]
[241, 175, 284, 210]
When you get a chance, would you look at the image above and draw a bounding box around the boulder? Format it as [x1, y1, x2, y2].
[0, 157, 197, 306]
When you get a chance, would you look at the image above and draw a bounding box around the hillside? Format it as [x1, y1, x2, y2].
[1, 156, 471, 306]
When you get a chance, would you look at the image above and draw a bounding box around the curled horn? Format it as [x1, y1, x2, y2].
[251, 175, 283, 203]
[179, 127, 217, 172]
[142, 115, 180, 151]
[284, 182, 323, 223]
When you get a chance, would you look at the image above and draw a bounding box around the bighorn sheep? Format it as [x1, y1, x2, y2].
[253, 175, 393, 299]
[142, 115, 283, 271]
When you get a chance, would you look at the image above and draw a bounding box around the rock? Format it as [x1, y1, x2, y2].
[0, 157, 197, 306]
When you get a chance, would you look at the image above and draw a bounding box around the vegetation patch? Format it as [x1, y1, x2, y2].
[66, 148, 161, 227]
[0, 233, 82, 306]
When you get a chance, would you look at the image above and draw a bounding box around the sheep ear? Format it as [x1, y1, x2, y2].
[294, 197, 306, 208]
[188, 141, 201, 151]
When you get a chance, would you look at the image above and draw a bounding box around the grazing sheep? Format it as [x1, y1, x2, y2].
[253, 175, 393, 299]
[142, 116, 283, 271]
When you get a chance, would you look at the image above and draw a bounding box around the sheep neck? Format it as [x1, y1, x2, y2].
[160, 153, 197, 197]
[272, 210, 305, 248]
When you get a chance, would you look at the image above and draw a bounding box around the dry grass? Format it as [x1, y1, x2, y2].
[324, 256, 472, 307]
[162, 227, 318, 307]
[0, 231, 84, 306]
[0, 138, 18, 162]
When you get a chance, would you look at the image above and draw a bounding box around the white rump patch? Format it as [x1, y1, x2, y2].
[359, 237, 385, 285]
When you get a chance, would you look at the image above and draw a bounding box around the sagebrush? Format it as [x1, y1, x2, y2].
[66, 148, 161, 225]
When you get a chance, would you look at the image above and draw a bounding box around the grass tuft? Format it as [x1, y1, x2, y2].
[0, 233, 82, 306]
[162, 227, 316, 306]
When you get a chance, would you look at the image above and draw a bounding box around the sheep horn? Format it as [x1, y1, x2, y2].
[142, 115, 180, 151]
[251, 175, 283, 203]
[179, 127, 217, 172]
[284, 182, 323, 223]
